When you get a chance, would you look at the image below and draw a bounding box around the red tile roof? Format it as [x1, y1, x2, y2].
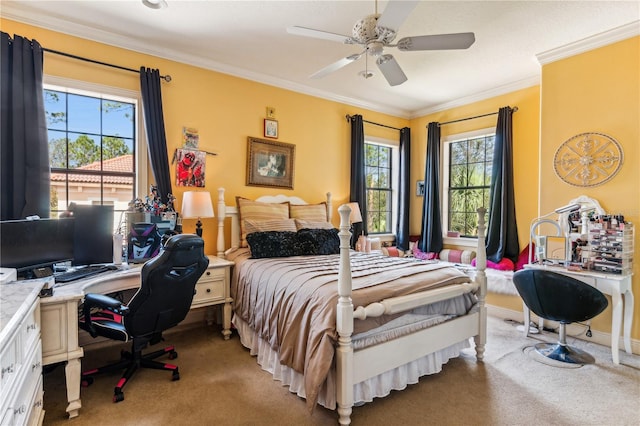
[51, 154, 134, 185]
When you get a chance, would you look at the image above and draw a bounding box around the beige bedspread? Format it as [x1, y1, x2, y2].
[228, 249, 473, 408]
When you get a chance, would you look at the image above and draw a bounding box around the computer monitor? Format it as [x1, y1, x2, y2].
[70, 204, 114, 266]
[0, 218, 75, 275]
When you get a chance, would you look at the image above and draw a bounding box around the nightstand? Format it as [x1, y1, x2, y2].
[191, 256, 234, 339]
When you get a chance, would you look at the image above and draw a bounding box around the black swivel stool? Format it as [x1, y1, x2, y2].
[513, 269, 608, 364]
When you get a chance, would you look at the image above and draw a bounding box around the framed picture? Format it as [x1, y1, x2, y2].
[544, 236, 567, 262]
[264, 118, 278, 139]
[246, 137, 295, 189]
[416, 180, 425, 196]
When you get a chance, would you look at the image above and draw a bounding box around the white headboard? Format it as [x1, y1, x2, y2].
[215, 188, 332, 257]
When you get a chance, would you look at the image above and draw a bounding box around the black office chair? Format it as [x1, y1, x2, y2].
[79, 234, 209, 402]
[512, 269, 608, 364]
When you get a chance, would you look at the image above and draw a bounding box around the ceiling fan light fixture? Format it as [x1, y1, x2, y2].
[142, 0, 167, 10]
[367, 42, 384, 57]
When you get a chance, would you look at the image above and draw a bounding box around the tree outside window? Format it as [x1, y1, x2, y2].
[365, 143, 392, 234]
[447, 135, 493, 237]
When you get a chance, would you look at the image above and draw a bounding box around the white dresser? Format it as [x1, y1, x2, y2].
[0, 281, 45, 426]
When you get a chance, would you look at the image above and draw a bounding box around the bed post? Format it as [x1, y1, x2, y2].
[336, 204, 354, 425]
[217, 187, 226, 258]
[474, 207, 487, 360]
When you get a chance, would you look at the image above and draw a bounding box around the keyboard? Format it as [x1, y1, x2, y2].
[54, 265, 117, 283]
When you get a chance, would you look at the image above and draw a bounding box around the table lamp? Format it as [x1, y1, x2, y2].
[181, 191, 214, 237]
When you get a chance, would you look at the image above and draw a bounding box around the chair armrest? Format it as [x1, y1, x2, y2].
[82, 293, 129, 337]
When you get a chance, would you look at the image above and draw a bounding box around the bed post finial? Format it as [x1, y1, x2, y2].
[217, 188, 226, 258]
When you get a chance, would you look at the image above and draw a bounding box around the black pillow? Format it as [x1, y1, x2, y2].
[246, 231, 299, 258]
[297, 228, 340, 255]
[247, 228, 340, 258]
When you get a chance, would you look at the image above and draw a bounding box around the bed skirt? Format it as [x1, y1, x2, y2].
[233, 314, 469, 410]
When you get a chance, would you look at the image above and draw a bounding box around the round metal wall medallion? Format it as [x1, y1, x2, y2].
[553, 132, 623, 187]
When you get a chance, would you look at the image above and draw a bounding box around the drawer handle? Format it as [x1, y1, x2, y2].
[27, 323, 37, 332]
[206, 271, 211, 276]
[34, 400, 43, 408]
[15, 404, 26, 415]
[32, 361, 42, 372]
[2, 364, 15, 377]
[206, 288, 211, 293]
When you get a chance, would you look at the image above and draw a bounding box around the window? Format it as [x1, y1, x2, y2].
[44, 77, 147, 223]
[443, 129, 494, 239]
[365, 139, 397, 234]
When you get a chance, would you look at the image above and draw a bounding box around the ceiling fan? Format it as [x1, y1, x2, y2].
[287, 0, 475, 86]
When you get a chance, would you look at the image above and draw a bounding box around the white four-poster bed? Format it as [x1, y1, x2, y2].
[214, 188, 487, 425]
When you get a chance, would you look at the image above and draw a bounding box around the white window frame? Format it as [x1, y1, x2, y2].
[43, 75, 149, 206]
[441, 127, 494, 247]
[365, 135, 398, 243]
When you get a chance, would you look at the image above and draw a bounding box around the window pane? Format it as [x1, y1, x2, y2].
[45, 90, 67, 130]
[379, 147, 389, 167]
[68, 94, 101, 134]
[450, 164, 467, 187]
[49, 131, 68, 168]
[468, 163, 485, 186]
[103, 101, 134, 138]
[450, 141, 466, 165]
[67, 133, 100, 169]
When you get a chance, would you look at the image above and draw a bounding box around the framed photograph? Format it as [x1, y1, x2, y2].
[264, 118, 278, 139]
[416, 180, 425, 196]
[246, 137, 295, 189]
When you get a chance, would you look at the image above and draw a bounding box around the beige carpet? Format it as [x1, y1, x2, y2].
[42, 315, 640, 426]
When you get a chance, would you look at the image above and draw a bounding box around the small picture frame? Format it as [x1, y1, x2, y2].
[264, 119, 278, 139]
[545, 236, 567, 262]
[416, 180, 425, 196]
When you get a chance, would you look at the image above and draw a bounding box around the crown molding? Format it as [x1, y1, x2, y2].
[537, 20, 640, 65]
[410, 75, 540, 119]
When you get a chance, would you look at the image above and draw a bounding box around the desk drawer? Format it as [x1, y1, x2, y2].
[1, 330, 20, 407]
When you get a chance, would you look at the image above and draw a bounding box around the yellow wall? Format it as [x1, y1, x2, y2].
[3, 19, 638, 340]
[540, 36, 640, 339]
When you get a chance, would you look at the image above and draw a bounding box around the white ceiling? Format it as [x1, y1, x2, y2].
[3, 1, 639, 118]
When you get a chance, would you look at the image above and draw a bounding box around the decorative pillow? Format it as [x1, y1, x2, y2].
[289, 203, 328, 222]
[246, 231, 300, 258]
[296, 228, 340, 255]
[246, 228, 340, 258]
[515, 243, 534, 271]
[236, 197, 289, 247]
[294, 219, 334, 230]
[244, 219, 297, 235]
[472, 257, 515, 271]
[381, 246, 405, 257]
[439, 249, 476, 264]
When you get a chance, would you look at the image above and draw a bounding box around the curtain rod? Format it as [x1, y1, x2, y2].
[43, 47, 172, 82]
[437, 106, 518, 126]
[345, 114, 402, 131]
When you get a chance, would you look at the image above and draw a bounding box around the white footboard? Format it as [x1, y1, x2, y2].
[335, 205, 487, 426]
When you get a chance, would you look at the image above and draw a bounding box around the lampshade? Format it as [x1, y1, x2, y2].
[347, 202, 362, 224]
[181, 191, 214, 219]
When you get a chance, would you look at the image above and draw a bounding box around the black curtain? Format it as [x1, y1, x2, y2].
[419, 122, 443, 254]
[396, 127, 411, 250]
[349, 114, 366, 243]
[0, 32, 50, 220]
[486, 106, 519, 263]
[140, 67, 171, 203]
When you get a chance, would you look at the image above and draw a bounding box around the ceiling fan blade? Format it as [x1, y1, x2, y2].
[376, 54, 407, 86]
[397, 32, 476, 51]
[376, 0, 420, 31]
[310, 53, 362, 79]
[287, 26, 351, 44]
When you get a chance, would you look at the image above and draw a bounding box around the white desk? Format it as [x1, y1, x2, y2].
[38, 255, 233, 419]
[523, 264, 634, 364]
